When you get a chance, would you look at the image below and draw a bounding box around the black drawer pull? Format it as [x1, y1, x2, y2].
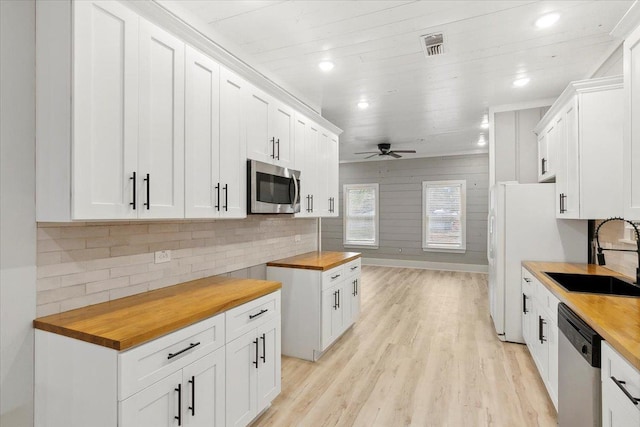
[130, 172, 136, 210]
[249, 308, 268, 319]
[144, 173, 150, 210]
[611, 376, 640, 405]
[188, 375, 195, 416]
[215, 183, 220, 211]
[523, 277, 531, 283]
[331, 274, 340, 280]
[350, 266, 358, 271]
[253, 338, 259, 368]
[168, 342, 200, 360]
[260, 333, 266, 363]
[538, 316, 546, 343]
[523, 294, 528, 314]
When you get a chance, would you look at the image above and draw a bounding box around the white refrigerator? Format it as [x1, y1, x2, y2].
[488, 182, 587, 343]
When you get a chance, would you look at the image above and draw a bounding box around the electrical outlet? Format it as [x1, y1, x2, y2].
[295, 234, 301, 242]
[155, 250, 171, 264]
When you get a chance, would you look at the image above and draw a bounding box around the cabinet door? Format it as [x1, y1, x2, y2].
[226, 331, 258, 427]
[294, 115, 320, 218]
[185, 46, 220, 219]
[272, 101, 295, 168]
[537, 132, 548, 182]
[219, 67, 247, 218]
[624, 24, 640, 220]
[316, 131, 331, 216]
[522, 292, 532, 346]
[246, 86, 273, 164]
[73, 0, 139, 219]
[138, 19, 185, 218]
[256, 318, 281, 411]
[327, 133, 340, 217]
[602, 380, 640, 427]
[120, 370, 182, 427]
[321, 285, 341, 350]
[183, 347, 225, 427]
[557, 99, 580, 218]
[345, 276, 361, 325]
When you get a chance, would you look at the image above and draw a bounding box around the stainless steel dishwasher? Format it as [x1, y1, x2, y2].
[558, 303, 602, 427]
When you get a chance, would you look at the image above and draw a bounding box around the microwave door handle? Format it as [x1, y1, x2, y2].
[291, 175, 299, 209]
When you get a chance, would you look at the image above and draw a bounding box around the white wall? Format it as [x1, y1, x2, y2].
[0, 1, 37, 426]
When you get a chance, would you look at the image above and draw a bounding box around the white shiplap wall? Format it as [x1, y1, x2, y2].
[322, 154, 488, 270]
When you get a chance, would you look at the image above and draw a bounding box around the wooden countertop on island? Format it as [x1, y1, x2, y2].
[33, 276, 281, 351]
[267, 251, 361, 271]
[523, 261, 640, 370]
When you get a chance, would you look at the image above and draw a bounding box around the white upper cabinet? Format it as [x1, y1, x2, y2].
[72, 0, 140, 220]
[294, 114, 320, 217]
[534, 76, 623, 219]
[185, 47, 246, 219]
[623, 21, 640, 220]
[137, 19, 185, 219]
[219, 67, 248, 218]
[246, 84, 295, 169]
[537, 124, 556, 183]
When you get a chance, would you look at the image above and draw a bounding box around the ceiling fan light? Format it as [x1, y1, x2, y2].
[513, 77, 530, 87]
[357, 101, 369, 109]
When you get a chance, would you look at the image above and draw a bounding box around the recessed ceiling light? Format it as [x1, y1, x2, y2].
[477, 135, 487, 146]
[318, 60, 334, 72]
[513, 77, 530, 87]
[357, 101, 369, 109]
[535, 13, 560, 29]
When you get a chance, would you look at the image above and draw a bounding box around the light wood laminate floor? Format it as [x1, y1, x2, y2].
[253, 266, 557, 427]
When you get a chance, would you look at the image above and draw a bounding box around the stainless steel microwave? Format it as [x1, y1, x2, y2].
[248, 160, 301, 214]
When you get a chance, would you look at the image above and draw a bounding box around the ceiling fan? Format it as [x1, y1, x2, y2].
[354, 143, 417, 159]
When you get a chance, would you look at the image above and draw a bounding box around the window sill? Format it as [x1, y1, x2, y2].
[344, 244, 378, 250]
[422, 247, 466, 254]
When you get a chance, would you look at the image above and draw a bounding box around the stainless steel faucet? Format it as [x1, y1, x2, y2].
[594, 217, 640, 284]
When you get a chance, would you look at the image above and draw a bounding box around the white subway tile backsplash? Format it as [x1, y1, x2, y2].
[36, 218, 317, 315]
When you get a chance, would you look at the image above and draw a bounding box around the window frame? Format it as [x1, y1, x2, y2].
[343, 183, 379, 249]
[422, 180, 466, 253]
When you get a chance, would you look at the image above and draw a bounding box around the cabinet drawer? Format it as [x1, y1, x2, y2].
[322, 266, 345, 290]
[119, 313, 224, 400]
[602, 341, 640, 412]
[522, 268, 534, 294]
[344, 258, 361, 277]
[226, 290, 280, 343]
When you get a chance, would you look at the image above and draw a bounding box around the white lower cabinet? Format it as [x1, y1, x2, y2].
[521, 267, 560, 409]
[602, 341, 640, 426]
[225, 293, 281, 427]
[120, 348, 225, 427]
[267, 257, 361, 361]
[35, 291, 281, 427]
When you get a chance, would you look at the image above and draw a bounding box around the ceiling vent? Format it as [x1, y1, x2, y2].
[420, 32, 445, 57]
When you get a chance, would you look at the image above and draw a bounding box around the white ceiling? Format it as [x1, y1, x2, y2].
[172, 0, 633, 161]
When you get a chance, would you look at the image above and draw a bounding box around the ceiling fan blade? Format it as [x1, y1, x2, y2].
[388, 152, 402, 158]
[354, 151, 380, 155]
[365, 154, 379, 159]
[391, 150, 417, 153]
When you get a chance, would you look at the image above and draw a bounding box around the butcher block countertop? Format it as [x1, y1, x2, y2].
[267, 251, 361, 271]
[523, 261, 640, 370]
[33, 276, 281, 351]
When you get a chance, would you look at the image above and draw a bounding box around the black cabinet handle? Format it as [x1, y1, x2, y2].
[253, 338, 259, 368]
[188, 375, 195, 416]
[223, 184, 228, 211]
[276, 138, 280, 160]
[337, 289, 340, 308]
[306, 195, 310, 213]
[522, 294, 528, 314]
[351, 266, 358, 271]
[611, 376, 640, 405]
[333, 291, 338, 310]
[271, 137, 275, 158]
[353, 280, 356, 296]
[215, 183, 220, 211]
[168, 342, 200, 360]
[523, 277, 531, 283]
[249, 308, 268, 319]
[559, 193, 567, 214]
[260, 333, 266, 363]
[541, 158, 547, 175]
[356, 279, 359, 296]
[311, 194, 314, 212]
[143, 173, 150, 210]
[175, 383, 182, 426]
[538, 316, 546, 343]
[130, 172, 136, 210]
[331, 274, 340, 280]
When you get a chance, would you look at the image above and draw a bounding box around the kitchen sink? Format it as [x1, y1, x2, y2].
[544, 272, 640, 297]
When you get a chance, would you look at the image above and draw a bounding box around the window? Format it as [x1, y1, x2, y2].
[343, 183, 379, 248]
[422, 180, 466, 253]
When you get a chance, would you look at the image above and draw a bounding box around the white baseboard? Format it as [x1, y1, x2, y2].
[361, 257, 488, 274]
